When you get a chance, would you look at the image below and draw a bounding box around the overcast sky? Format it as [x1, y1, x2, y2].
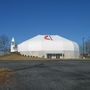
[0, 0, 90, 44]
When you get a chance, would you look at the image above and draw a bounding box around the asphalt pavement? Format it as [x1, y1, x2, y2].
[0, 60, 90, 90]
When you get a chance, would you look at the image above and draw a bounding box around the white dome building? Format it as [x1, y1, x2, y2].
[18, 35, 79, 59]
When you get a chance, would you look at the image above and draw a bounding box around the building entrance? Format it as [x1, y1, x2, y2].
[47, 53, 64, 59]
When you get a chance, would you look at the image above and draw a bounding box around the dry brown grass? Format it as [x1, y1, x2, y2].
[0, 68, 14, 86]
[0, 53, 41, 60]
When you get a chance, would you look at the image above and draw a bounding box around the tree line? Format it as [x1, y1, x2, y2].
[0, 35, 10, 55]
[84, 38, 90, 56]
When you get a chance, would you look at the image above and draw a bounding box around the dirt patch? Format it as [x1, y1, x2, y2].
[0, 68, 15, 86]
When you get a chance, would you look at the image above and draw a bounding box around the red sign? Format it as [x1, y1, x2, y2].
[44, 35, 53, 40]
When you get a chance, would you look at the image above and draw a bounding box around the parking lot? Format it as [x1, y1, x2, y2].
[0, 60, 90, 90]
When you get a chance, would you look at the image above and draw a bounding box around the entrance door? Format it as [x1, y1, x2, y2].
[47, 54, 52, 59]
[47, 53, 64, 59]
[56, 54, 60, 59]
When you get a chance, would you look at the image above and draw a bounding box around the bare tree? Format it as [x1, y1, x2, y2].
[85, 38, 90, 55]
[0, 35, 10, 55]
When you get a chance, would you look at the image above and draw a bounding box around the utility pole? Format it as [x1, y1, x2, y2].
[85, 40, 88, 55]
[82, 37, 85, 58]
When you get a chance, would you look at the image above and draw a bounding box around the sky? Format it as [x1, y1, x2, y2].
[0, 0, 90, 44]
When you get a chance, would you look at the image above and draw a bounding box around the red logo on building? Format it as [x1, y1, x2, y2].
[44, 35, 53, 40]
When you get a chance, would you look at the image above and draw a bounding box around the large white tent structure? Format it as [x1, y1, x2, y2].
[17, 35, 79, 59]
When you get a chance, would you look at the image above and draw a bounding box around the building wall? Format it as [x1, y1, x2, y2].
[64, 51, 79, 59]
[19, 50, 79, 59]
